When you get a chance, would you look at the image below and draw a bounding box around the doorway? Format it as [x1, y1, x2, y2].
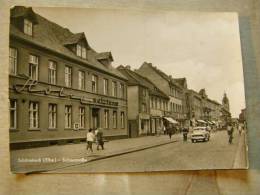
[92, 108, 100, 129]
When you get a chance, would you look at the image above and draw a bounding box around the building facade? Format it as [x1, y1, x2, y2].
[9, 6, 128, 149]
[136, 62, 188, 127]
[117, 65, 169, 137]
[186, 89, 203, 125]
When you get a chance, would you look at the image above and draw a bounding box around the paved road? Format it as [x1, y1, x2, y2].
[55, 130, 245, 173]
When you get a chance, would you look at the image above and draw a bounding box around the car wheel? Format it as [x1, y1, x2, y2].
[192, 139, 195, 143]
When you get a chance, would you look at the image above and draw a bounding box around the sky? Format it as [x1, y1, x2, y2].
[34, 7, 245, 117]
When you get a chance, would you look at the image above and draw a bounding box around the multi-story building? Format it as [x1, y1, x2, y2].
[136, 62, 188, 127]
[187, 89, 222, 127]
[206, 99, 222, 124]
[186, 89, 203, 125]
[9, 6, 128, 149]
[117, 65, 169, 137]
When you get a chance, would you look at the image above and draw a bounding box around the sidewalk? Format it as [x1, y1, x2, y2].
[233, 130, 248, 169]
[11, 134, 183, 173]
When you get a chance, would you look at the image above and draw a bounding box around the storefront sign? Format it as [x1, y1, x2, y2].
[93, 98, 118, 106]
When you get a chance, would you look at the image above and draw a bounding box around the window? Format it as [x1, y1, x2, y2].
[103, 79, 108, 95]
[112, 81, 117, 97]
[120, 112, 125, 128]
[24, 18, 33, 36]
[112, 111, 117, 128]
[157, 98, 160, 109]
[143, 88, 147, 97]
[10, 99, 17, 129]
[119, 83, 124, 98]
[9, 47, 17, 75]
[48, 61, 57, 84]
[29, 102, 39, 129]
[142, 103, 147, 113]
[79, 107, 85, 128]
[104, 110, 109, 128]
[78, 71, 85, 90]
[92, 75, 98, 93]
[151, 97, 154, 108]
[29, 55, 38, 80]
[65, 66, 72, 87]
[76, 43, 87, 59]
[65, 105, 72, 129]
[48, 104, 57, 129]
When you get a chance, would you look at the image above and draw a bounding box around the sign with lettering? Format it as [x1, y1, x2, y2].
[93, 98, 118, 106]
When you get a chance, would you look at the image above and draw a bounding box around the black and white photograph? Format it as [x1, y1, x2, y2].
[9, 6, 247, 173]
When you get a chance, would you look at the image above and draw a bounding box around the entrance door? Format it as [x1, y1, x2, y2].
[92, 108, 100, 129]
[151, 119, 156, 134]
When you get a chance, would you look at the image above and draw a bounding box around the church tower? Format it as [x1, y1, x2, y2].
[222, 92, 230, 111]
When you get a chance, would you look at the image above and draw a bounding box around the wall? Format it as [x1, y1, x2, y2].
[126, 85, 139, 120]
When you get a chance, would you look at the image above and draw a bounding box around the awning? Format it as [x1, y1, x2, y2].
[164, 117, 179, 124]
[197, 119, 207, 124]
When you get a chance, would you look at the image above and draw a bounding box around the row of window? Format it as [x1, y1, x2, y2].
[170, 86, 182, 99]
[150, 97, 168, 111]
[9, 100, 125, 130]
[22, 18, 87, 60]
[9, 48, 125, 98]
[170, 102, 183, 113]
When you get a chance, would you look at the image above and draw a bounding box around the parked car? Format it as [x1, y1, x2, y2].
[191, 126, 210, 143]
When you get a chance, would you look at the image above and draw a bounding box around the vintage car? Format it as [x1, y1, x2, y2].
[191, 126, 210, 143]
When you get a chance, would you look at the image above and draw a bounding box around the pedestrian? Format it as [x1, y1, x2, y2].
[86, 128, 95, 153]
[182, 127, 189, 142]
[96, 128, 104, 150]
[168, 126, 174, 139]
[227, 124, 234, 144]
[163, 125, 166, 135]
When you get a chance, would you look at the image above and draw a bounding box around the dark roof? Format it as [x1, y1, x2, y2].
[96, 52, 114, 61]
[10, 6, 127, 81]
[63, 32, 88, 46]
[11, 6, 38, 24]
[141, 62, 183, 89]
[188, 89, 202, 99]
[174, 78, 187, 87]
[117, 66, 169, 99]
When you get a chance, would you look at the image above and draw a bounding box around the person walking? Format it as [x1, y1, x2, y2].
[182, 126, 189, 142]
[168, 126, 174, 139]
[86, 128, 95, 153]
[96, 128, 104, 150]
[227, 124, 234, 144]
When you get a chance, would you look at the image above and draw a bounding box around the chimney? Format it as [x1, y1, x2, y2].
[126, 65, 131, 70]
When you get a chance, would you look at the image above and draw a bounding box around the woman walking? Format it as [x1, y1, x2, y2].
[86, 128, 95, 153]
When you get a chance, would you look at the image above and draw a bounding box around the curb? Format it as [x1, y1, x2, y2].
[26, 138, 179, 174]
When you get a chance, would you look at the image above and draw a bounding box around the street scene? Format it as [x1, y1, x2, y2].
[9, 6, 247, 173]
[11, 127, 247, 173]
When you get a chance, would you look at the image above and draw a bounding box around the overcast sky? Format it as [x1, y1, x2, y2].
[34, 7, 245, 117]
